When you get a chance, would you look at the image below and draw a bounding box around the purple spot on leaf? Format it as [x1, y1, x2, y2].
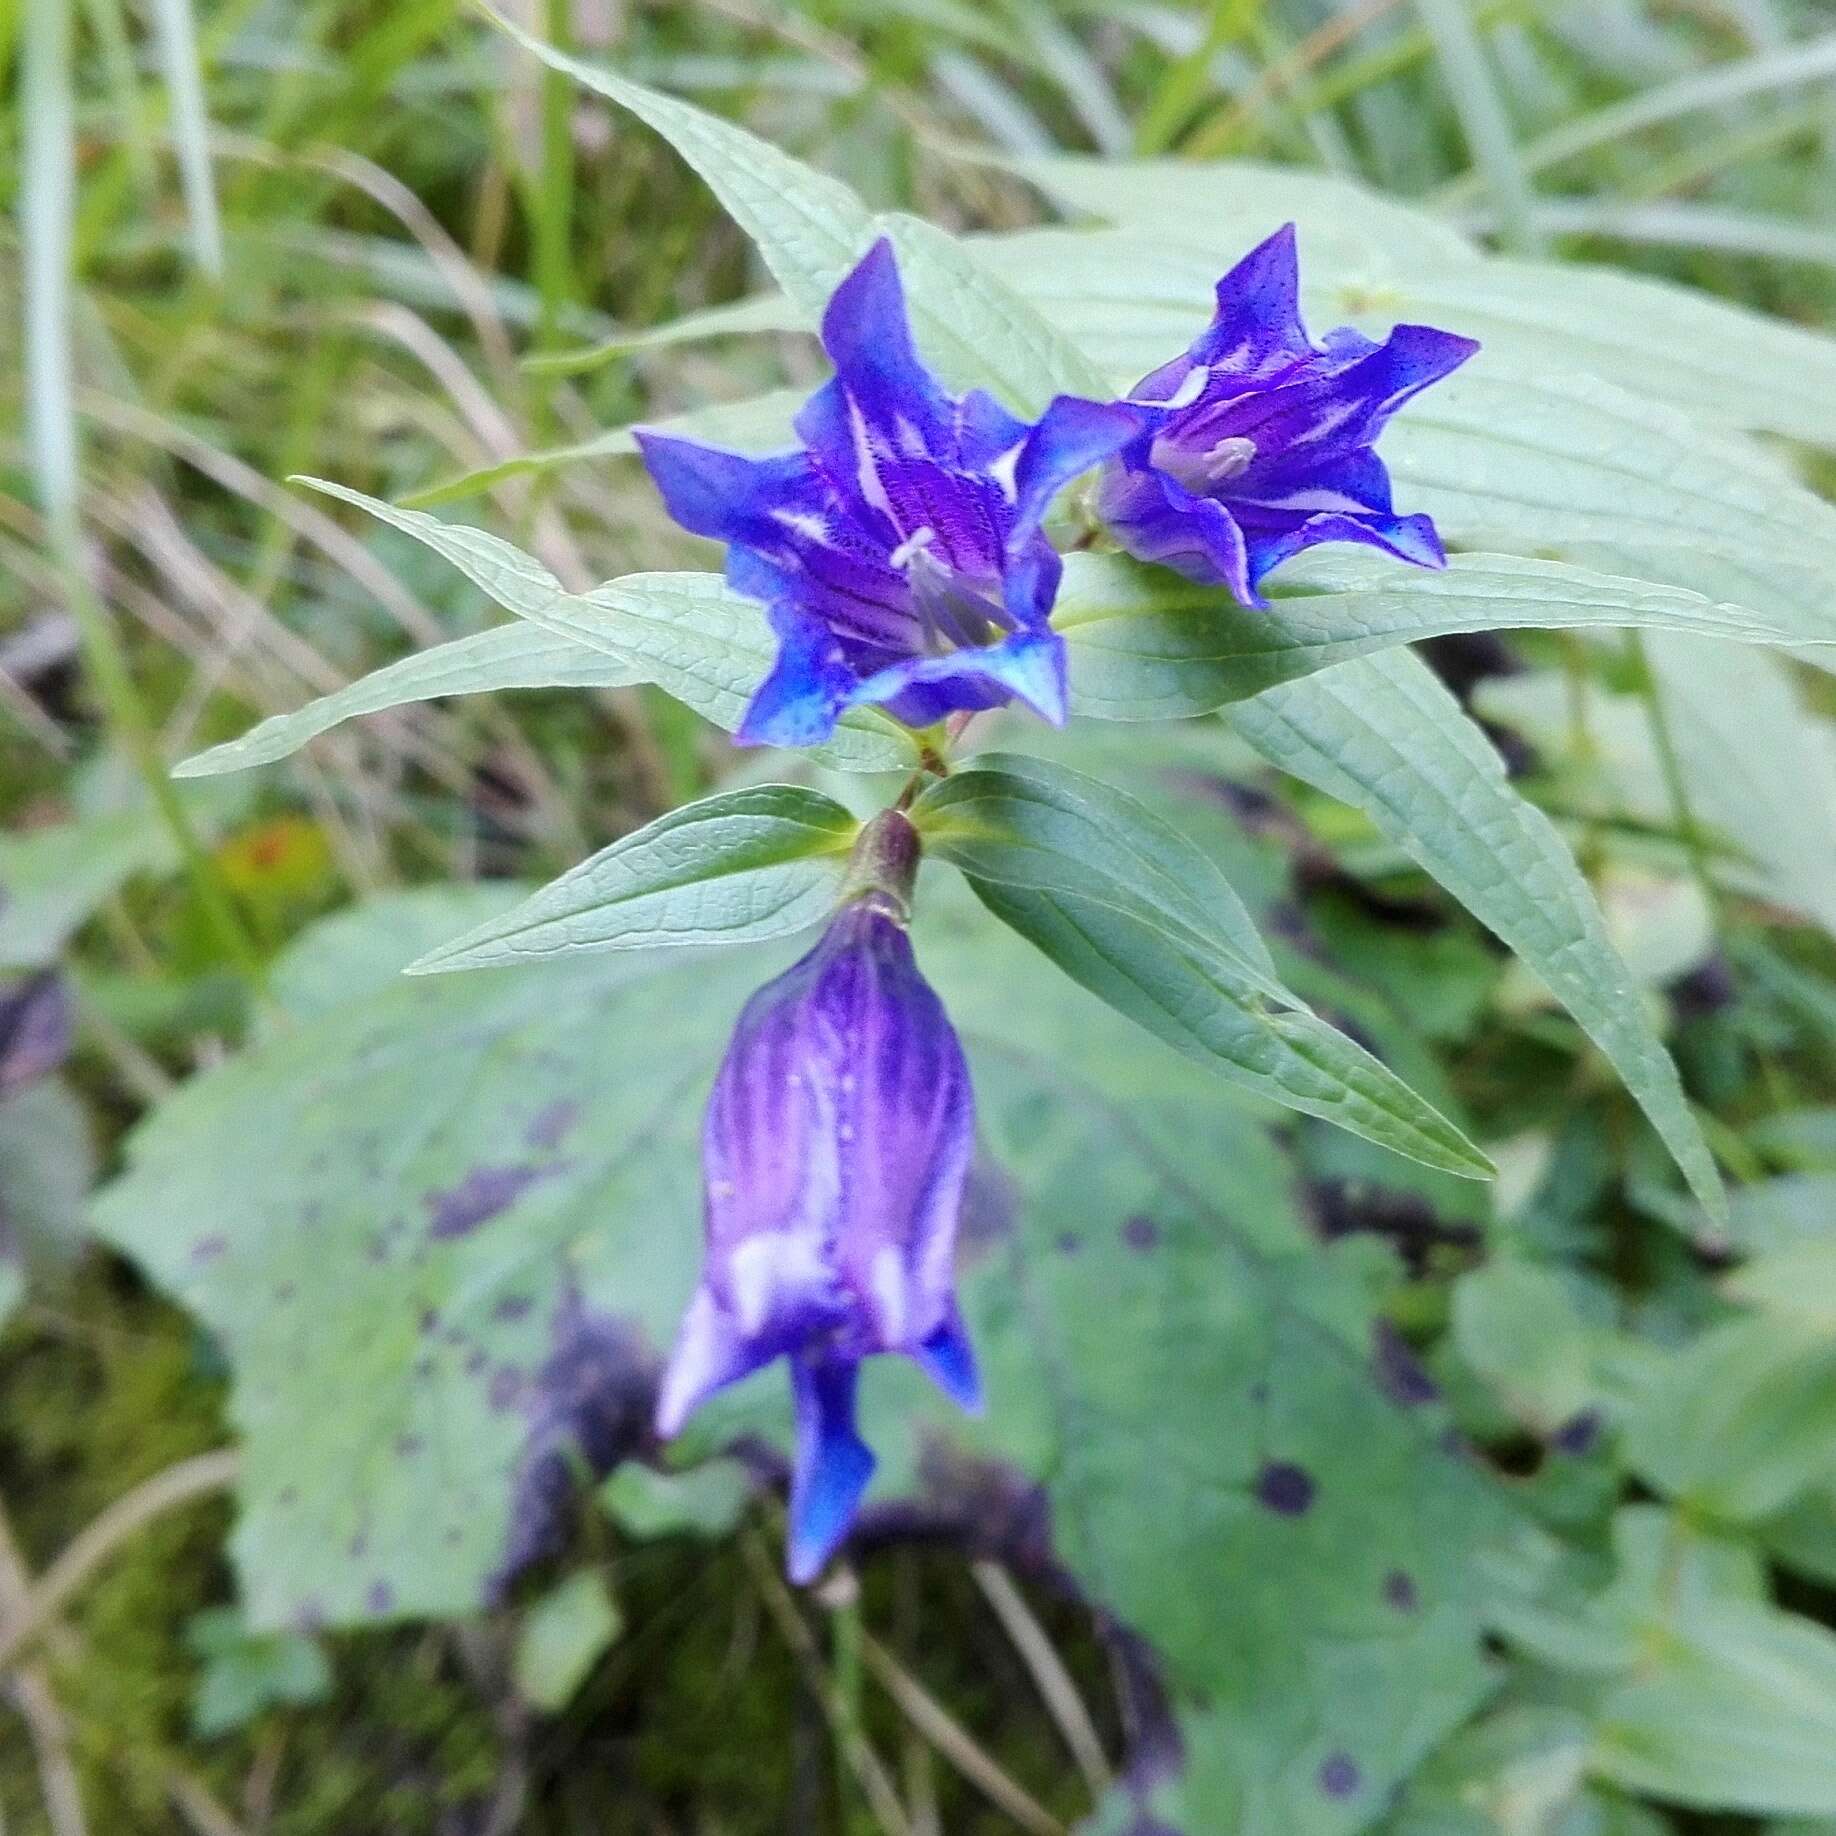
[425, 1164, 550, 1240]
[1255, 1461, 1315, 1516]
[1383, 1569, 1419, 1612]
[1552, 1407, 1602, 1456]
[1318, 1753, 1361, 1800]
[365, 1580, 394, 1615]
[524, 1099, 581, 1151]
[190, 1233, 228, 1266]
[1055, 1232, 1082, 1256]
[1121, 1215, 1160, 1252]
[394, 1433, 425, 1458]
[493, 1295, 534, 1324]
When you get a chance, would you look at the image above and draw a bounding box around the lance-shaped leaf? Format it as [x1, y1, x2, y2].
[175, 624, 642, 777]
[914, 754, 1492, 1180]
[291, 477, 917, 774]
[408, 786, 859, 974]
[1058, 549, 1831, 722]
[1226, 648, 1725, 1224]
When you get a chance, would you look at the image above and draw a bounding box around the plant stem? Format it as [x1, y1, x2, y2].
[1624, 632, 1720, 926]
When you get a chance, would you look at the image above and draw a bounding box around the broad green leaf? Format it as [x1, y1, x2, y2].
[94, 879, 1522, 1833]
[1624, 1314, 1836, 1521]
[512, 1570, 621, 1712]
[1001, 153, 1482, 270]
[1594, 1600, 1836, 1816]
[408, 786, 858, 973]
[1056, 549, 1830, 723]
[293, 478, 916, 774]
[983, 221, 1836, 450]
[1724, 1243, 1836, 1329]
[174, 623, 641, 778]
[919, 759, 1490, 1179]
[1227, 649, 1726, 1224]
[1453, 1261, 1594, 1436]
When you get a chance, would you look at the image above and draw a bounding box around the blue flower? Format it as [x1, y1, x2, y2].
[637, 240, 1142, 747]
[1096, 224, 1479, 607]
[654, 814, 979, 1582]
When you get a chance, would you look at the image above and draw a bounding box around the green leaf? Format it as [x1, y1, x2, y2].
[918, 757, 1491, 1179]
[186, 1606, 331, 1738]
[1001, 153, 1482, 270]
[1594, 1600, 1836, 1815]
[174, 624, 641, 778]
[1625, 1314, 1836, 1521]
[601, 1460, 751, 1540]
[1227, 648, 1726, 1224]
[0, 808, 178, 968]
[1057, 549, 1830, 723]
[1724, 1242, 1836, 1330]
[292, 477, 916, 774]
[512, 1569, 621, 1713]
[1477, 646, 1836, 943]
[876, 210, 1110, 407]
[1452, 1261, 1594, 1435]
[95, 877, 1523, 1831]
[913, 749, 1283, 997]
[407, 786, 858, 973]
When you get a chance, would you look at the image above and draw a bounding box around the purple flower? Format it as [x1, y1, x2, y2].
[636, 240, 1142, 747]
[654, 816, 979, 1582]
[1096, 224, 1479, 607]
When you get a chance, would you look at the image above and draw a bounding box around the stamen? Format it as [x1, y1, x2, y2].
[889, 525, 937, 571]
[1148, 431, 1258, 495]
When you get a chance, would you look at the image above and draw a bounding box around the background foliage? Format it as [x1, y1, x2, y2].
[6, 1, 1836, 1832]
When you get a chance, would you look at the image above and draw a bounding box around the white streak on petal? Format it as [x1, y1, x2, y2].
[987, 440, 1025, 503]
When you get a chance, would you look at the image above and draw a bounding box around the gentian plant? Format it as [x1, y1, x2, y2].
[628, 235, 1474, 1573]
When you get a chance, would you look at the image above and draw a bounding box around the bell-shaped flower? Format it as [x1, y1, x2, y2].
[654, 814, 979, 1582]
[1096, 224, 1479, 607]
[636, 239, 1142, 747]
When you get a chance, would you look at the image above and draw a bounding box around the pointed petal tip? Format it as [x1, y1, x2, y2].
[913, 1311, 984, 1415]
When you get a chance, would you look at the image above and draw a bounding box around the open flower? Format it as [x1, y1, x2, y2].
[637, 240, 1142, 747]
[654, 813, 979, 1582]
[1096, 224, 1479, 607]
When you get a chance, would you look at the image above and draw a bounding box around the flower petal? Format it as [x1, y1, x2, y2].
[787, 1352, 876, 1583]
[819, 238, 954, 452]
[856, 630, 1071, 728]
[912, 1302, 983, 1414]
[1009, 395, 1147, 543]
[1194, 222, 1317, 383]
[634, 431, 821, 549]
[654, 1284, 768, 1438]
[1245, 507, 1447, 592]
[1095, 464, 1257, 603]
